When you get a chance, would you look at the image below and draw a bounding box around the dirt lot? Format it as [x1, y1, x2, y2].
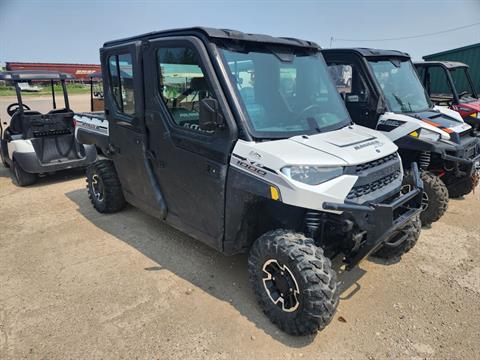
[0, 95, 480, 359]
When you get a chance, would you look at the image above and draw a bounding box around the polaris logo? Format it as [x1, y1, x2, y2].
[353, 140, 383, 151]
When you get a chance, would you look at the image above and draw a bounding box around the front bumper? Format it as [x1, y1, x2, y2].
[397, 135, 480, 176]
[323, 163, 423, 270]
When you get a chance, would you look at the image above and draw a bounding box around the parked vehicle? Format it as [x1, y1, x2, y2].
[414, 61, 480, 130]
[0, 71, 97, 186]
[88, 72, 104, 112]
[77, 27, 423, 336]
[17, 82, 41, 92]
[323, 49, 480, 224]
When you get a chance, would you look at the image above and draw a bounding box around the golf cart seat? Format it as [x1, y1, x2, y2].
[9, 110, 42, 135]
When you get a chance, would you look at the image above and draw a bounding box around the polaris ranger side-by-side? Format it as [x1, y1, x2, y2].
[414, 61, 480, 130]
[76, 28, 423, 336]
[323, 49, 480, 225]
[0, 71, 97, 186]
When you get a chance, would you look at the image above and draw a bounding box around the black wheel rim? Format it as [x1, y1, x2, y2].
[403, 184, 428, 211]
[262, 259, 300, 312]
[421, 191, 429, 211]
[91, 174, 104, 201]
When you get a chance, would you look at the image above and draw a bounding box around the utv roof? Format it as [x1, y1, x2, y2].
[0, 70, 74, 81]
[323, 48, 410, 59]
[413, 61, 468, 69]
[103, 26, 320, 50]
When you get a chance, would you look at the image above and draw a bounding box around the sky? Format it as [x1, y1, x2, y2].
[0, 0, 479, 65]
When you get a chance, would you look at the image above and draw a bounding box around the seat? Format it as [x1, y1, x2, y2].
[8, 110, 42, 135]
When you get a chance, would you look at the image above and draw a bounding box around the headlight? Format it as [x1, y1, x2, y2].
[281, 165, 343, 185]
[409, 128, 441, 142]
[471, 112, 478, 118]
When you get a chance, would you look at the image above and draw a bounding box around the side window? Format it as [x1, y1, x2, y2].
[328, 63, 368, 102]
[328, 64, 352, 93]
[427, 66, 452, 98]
[157, 46, 215, 132]
[108, 53, 135, 115]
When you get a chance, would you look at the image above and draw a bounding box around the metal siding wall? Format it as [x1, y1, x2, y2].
[424, 44, 480, 93]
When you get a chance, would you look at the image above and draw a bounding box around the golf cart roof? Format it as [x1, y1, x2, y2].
[103, 26, 320, 50]
[0, 70, 74, 81]
[323, 48, 410, 59]
[414, 61, 469, 69]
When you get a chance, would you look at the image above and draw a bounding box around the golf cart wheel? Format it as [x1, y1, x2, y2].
[248, 229, 339, 336]
[86, 160, 126, 213]
[373, 215, 421, 260]
[1, 150, 9, 168]
[11, 160, 37, 187]
[403, 170, 448, 226]
[447, 175, 476, 198]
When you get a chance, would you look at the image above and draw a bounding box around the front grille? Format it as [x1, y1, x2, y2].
[347, 170, 401, 200]
[466, 144, 477, 160]
[346, 152, 402, 203]
[355, 153, 398, 173]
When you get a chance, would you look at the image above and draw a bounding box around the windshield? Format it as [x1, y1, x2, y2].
[450, 67, 477, 100]
[369, 59, 432, 113]
[220, 48, 351, 138]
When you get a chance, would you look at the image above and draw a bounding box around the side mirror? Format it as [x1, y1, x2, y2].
[199, 98, 224, 131]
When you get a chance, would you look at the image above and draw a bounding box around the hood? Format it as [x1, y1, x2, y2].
[232, 124, 398, 170]
[409, 109, 471, 136]
[289, 125, 396, 165]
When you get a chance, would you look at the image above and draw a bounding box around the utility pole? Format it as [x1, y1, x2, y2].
[330, 37, 334, 48]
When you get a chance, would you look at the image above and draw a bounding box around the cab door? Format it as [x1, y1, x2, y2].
[142, 36, 237, 250]
[101, 42, 165, 217]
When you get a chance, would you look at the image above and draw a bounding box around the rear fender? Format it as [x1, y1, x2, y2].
[7, 139, 34, 159]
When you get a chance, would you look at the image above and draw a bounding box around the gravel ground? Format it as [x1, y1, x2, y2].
[0, 95, 479, 359]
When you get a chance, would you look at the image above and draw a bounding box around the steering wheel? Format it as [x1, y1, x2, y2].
[295, 104, 324, 122]
[7, 103, 30, 117]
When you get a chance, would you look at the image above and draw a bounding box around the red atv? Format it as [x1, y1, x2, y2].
[415, 61, 479, 130]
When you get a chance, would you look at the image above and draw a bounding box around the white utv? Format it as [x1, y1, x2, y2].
[323, 49, 480, 226]
[75, 28, 423, 336]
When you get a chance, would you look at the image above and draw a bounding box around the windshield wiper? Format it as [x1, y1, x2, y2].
[392, 93, 409, 112]
[306, 117, 321, 133]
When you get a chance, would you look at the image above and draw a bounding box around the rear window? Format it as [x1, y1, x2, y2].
[108, 53, 135, 115]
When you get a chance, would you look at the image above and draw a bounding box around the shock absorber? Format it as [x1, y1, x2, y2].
[419, 151, 431, 170]
[304, 210, 322, 238]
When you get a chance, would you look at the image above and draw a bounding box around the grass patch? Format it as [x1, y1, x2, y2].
[0, 83, 90, 96]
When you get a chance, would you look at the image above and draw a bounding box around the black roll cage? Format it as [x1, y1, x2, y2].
[322, 48, 433, 114]
[101, 27, 322, 142]
[414, 62, 478, 103]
